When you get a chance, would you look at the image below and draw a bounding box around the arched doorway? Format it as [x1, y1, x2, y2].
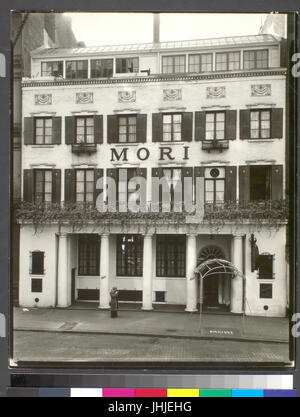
[197, 245, 231, 312]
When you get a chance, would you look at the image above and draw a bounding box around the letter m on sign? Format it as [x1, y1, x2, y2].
[0, 54, 5, 77]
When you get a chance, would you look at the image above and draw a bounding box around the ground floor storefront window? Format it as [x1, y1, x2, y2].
[156, 235, 186, 277]
[78, 234, 100, 275]
[117, 234, 143, 276]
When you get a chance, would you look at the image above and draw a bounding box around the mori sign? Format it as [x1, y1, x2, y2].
[111, 146, 190, 162]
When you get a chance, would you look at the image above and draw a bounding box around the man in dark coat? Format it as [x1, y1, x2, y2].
[110, 287, 119, 318]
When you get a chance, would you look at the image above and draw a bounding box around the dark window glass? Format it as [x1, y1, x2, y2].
[160, 168, 183, 211]
[163, 113, 182, 142]
[216, 51, 240, 71]
[250, 110, 271, 139]
[250, 166, 271, 201]
[260, 283, 273, 299]
[118, 115, 137, 143]
[41, 61, 63, 77]
[31, 278, 43, 292]
[66, 60, 88, 79]
[35, 118, 53, 144]
[244, 50, 268, 69]
[91, 59, 113, 77]
[78, 234, 100, 276]
[156, 235, 186, 277]
[76, 117, 94, 144]
[155, 291, 165, 302]
[76, 169, 94, 203]
[31, 251, 44, 275]
[34, 170, 53, 203]
[116, 57, 139, 73]
[117, 234, 143, 276]
[162, 56, 186, 74]
[258, 254, 274, 279]
[189, 54, 213, 72]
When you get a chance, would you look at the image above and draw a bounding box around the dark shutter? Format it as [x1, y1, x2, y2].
[152, 113, 163, 142]
[271, 108, 283, 139]
[94, 168, 104, 201]
[94, 115, 103, 144]
[194, 166, 205, 178]
[23, 169, 34, 202]
[225, 110, 237, 140]
[107, 168, 118, 181]
[182, 112, 193, 141]
[195, 112, 206, 141]
[271, 165, 283, 200]
[239, 165, 250, 203]
[136, 168, 147, 178]
[64, 169, 76, 203]
[136, 114, 147, 143]
[65, 116, 75, 144]
[240, 110, 251, 139]
[52, 169, 61, 203]
[151, 167, 163, 177]
[225, 166, 237, 202]
[182, 167, 193, 178]
[52, 117, 62, 144]
[107, 115, 118, 143]
[24, 117, 34, 145]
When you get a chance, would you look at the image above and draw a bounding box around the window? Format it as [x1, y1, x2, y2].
[35, 118, 53, 144]
[41, 61, 63, 77]
[90, 59, 113, 77]
[117, 168, 139, 205]
[66, 60, 88, 79]
[76, 117, 94, 144]
[250, 110, 271, 139]
[116, 57, 139, 73]
[31, 251, 44, 275]
[244, 50, 268, 69]
[204, 167, 225, 205]
[163, 114, 182, 142]
[117, 234, 143, 276]
[78, 234, 100, 276]
[76, 169, 94, 202]
[258, 254, 274, 279]
[34, 170, 53, 203]
[155, 291, 166, 302]
[216, 51, 240, 71]
[260, 283, 273, 299]
[205, 112, 225, 140]
[118, 115, 137, 143]
[156, 235, 186, 277]
[31, 278, 43, 293]
[189, 54, 213, 72]
[162, 55, 186, 74]
[250, 166, 271, 201]
[161, 168, 183, 210]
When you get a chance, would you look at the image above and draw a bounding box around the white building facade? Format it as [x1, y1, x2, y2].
[18, 34, 288, 317]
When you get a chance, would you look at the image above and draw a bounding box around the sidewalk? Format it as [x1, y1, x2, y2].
[13, 305, 289, 343]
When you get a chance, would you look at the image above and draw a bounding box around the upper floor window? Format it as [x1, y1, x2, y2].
[34, 170, 53, 203]
[250, 166, 271, 201]
[66, 60, 88, 79]
[216, 51, 240, 71]
[76, 117, 94, 144]
[35, 118, 53, 144]
[76, 169, 95, 202]
[163, 113, 182, 142]
[250, 110, 271, 139]
[118, 115, 137, 143]
[204, 167, 225, 205]
[205, 112, 225, 140]
[41, 61, 63, 77]
[116, 57, 139, 73]
[189, 53, 213, 72]
[90, 59, 113, 78]
[244, 50, 268, 69]
[161, 168, 183, 210]
[162, 55, 185, 74]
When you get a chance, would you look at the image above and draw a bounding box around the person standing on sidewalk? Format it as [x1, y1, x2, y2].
[110, 287, 119, 318]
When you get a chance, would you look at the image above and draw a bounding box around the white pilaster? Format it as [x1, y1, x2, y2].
[231, 234, 244, 314]
[99, 233, 110, 309]
[142, 234, 153, 310]
[57, 233, 70, 307]
[185, 234, 198, 312]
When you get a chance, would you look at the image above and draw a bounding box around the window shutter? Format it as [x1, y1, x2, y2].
[136, 114, 147, 143]
[136, 168, 147, 178]
[182, 112, 193, 141]
[94, 168, 104, 201]
[52, 169, 61, 203]
[107, 168, 118, 181]
[195, 112, 206, 141]
[94, 115, 103, 144]
[52, 117, 62, 144]
[23, 169, 34, 202]
[240, 110, 251, 139]
[151, 167, 163, 177]
[182, 167, 193, 178]
[64, 169, 76, 203]
[225, 166, 237, 202]
[24, 117, 34, 145]
[271, 108, 283, 139]
[239, 165, 250, 203]
[152, 113, 163, 142]
[271, 165, 283, 200]
[107, 115, 118, 143]
[225, 110, 237, 140]
[194, 167, 205, 178]
[65, 116, 75, 144]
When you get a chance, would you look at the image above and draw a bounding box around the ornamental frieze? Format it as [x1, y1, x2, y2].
[34, 94, 52, 105]
[118, 90, 136, 103]
[76, 92, 94, 104]
[206, 86, 225, 99]
[251, 84, 271, 97]
[163, 89, 182, 101]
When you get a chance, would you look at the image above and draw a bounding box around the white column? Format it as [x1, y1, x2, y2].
[230, 234, 244, 314]
[142, 234, 153, 310]
[57, 233, 69, 307]
[185, 234, 198, 312]
[99, 233, 110, 309]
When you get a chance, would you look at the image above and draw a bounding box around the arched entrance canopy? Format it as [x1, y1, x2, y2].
[194, 258, 245, 281]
